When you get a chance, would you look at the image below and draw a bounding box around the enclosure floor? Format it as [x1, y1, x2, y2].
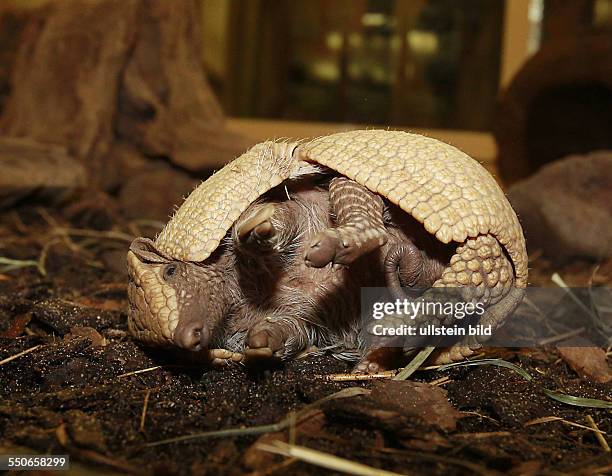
[0, 207, 610, 475]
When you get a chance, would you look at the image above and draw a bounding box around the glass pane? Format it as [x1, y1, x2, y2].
[202, 0, 505, 131]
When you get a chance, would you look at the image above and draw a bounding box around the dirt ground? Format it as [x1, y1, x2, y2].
[0, 206, 611, 476]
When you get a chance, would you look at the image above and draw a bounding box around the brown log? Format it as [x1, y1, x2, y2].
[0, 0, 250, 180]
[0, 0, 138, 162]
[116, 0, 251, 170]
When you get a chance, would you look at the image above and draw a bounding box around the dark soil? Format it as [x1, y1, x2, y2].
[0, 206, 611, 475]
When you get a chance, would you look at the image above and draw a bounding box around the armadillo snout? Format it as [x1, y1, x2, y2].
[174, 320, 210, 352]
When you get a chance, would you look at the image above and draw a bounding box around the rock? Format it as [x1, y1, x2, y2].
[119, 164, 199, 222]
[507, 152, 612, 261]
[0, 137, 86, 209]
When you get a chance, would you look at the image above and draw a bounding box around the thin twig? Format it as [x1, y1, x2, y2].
[586, 415, 610, 452]
[139, 390, 152, 433]
[525, 416, 607, 435]
[538, 327, 585, 345]
[461, 411, 500, 425]
[0, 344, 44, 366]
[428, 376, 451, 386]
[551, 272, 599, 321]
[454, 431, 512, 439]
[53, 227, 134, 242]
[321, 370, 397, 381]
[118, 366, 163, 378]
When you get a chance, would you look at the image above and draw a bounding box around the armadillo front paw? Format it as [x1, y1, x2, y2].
[430, 345, 479, 364]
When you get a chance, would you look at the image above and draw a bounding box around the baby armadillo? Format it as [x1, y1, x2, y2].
[127, 130, 528, 370]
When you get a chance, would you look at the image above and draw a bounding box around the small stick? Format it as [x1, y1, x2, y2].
[551, 273, 599, 321]
[139, 390, 151, 432]
[429, 376, 451, 386]
[55, 227, 134, 242]
[145, 387, 369, 447]
[321, 370, 397, 381]
[586, 415, 610, 452]
[118, 366, 162, 378]
[526, 416, 607, 434]
[461, 411, 500, 425]
[0, 344, 43, 366]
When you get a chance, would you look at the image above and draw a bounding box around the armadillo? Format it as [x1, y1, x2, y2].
[127, 130, 527, 369]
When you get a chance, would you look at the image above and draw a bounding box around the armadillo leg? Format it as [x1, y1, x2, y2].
[305, 176, 388, 267]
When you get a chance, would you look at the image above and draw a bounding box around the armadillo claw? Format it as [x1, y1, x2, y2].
[353, 359, 382, 374]
[208, 348, 244, 367]
[244, 321, 293, 362]
[353, 347, 403, 374]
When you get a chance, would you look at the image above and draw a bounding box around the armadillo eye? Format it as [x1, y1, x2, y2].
[163, 264, 177, 281]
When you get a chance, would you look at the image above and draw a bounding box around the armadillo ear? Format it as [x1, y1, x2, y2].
[129, 237, 170, 264]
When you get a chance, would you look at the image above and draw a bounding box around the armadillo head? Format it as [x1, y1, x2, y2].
[126, 140, 306, 350]
[127, 237, 235, 351]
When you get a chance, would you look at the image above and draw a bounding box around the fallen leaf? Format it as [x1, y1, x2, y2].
[67, 326, 107, 348]
[557, 346, 612, 383]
